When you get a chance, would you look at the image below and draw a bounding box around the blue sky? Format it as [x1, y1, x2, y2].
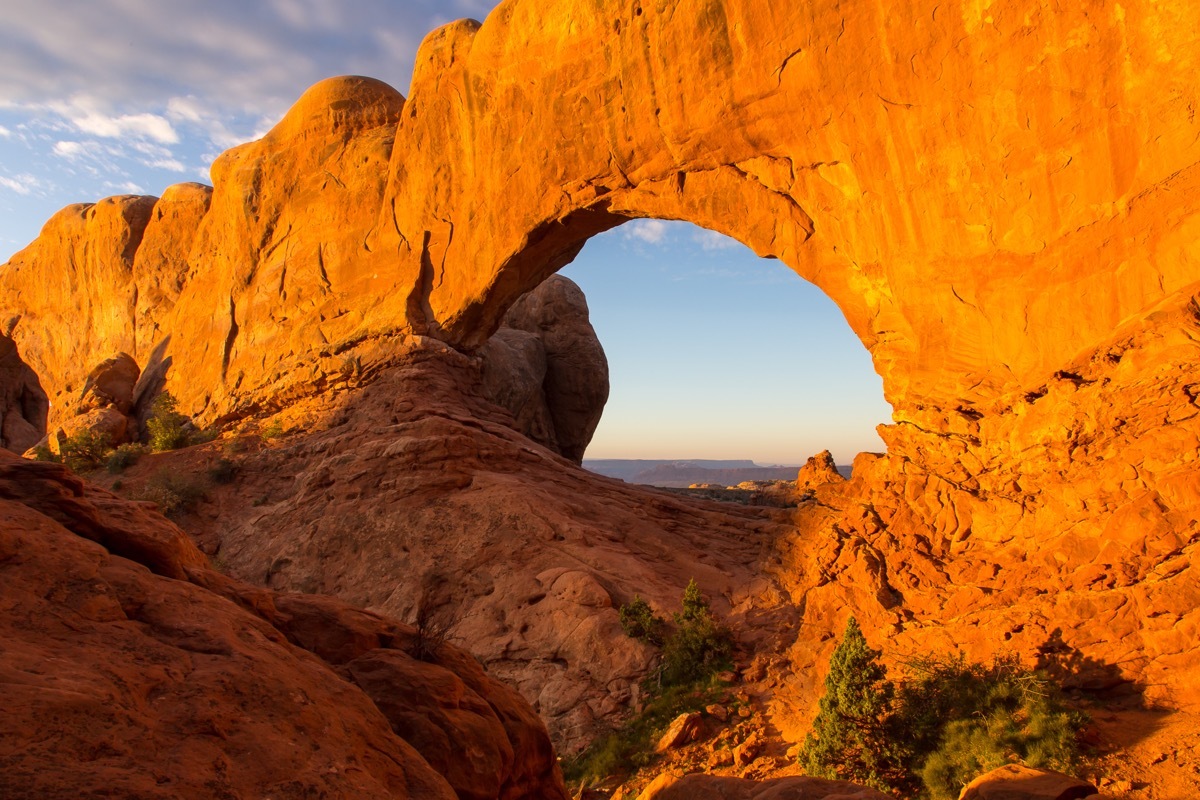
[0, 0, 891, 464]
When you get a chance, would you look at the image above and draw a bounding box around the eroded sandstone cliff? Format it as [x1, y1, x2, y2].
[2, 0, 1200, 793]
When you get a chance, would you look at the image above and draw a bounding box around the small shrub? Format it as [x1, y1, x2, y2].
[260, 419, 285, 440]
[207, 457, 239, 484]
[134, 470, 206, 518]
[407, 574, 452, 662]
[897, 655, 1088, 800]
[60, 429, 112, 474]
[30, 444, 60, 463]
[563, 678, 728, 783]
[106, 443, 148, 474]
[619, 595, 665, 645]
[659, 579, 733, 687]
[798, 625, 1089, 799]
[147, 392, 190, 452]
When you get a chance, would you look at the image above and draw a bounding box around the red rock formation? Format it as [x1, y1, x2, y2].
[480, 274, 609, 463]
[1, 0, 1199, 792]
[0, 450, 566, 800]
[0, 328, 46, 453]
[635, 773, 891, 800]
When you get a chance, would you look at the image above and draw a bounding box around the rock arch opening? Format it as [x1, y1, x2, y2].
[554, 218, 892, 477]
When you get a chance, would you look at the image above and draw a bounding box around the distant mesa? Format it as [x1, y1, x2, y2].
[584, 458, 851, 488]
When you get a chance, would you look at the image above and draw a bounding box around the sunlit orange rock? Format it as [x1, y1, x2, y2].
[1, 0, 1199, 791]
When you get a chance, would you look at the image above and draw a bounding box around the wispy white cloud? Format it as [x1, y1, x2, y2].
[624, 219, 669, 245]
[0, 173, 39, 195]
[52, 140, 89, 159]
[693, 228, 740, 251]
[0, 125, 10, 137]
[104, 180, 146, 195]
[68, 108, 178, 144]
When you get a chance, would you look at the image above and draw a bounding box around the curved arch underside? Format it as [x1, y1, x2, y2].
[2, 0, 1199, 436]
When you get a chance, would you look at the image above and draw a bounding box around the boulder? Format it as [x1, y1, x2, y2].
[0, 450, 567, 800]
[958, 765, 1098, 800]
[480, 275, 609, 464]
[655, 712, 704, 752]
[0, 330, 47, 453]
[78, 352, 140, 414]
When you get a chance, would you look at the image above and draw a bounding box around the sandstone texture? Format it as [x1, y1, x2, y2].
[0, 329, 47, 453]
[480, 274, 609, 463]
[1, 0, 1199, 795]
[635, 773, 891, 800]
[0, 450, 566, 800]
[957, 765, 1098, 800]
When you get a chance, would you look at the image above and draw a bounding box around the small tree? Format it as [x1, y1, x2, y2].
[660, 579, 732, 686]
[60, 429, 112, 473]
[147, 392, 190, 451]
[800, 617, 901, 791]
[619, 595, 665, 645]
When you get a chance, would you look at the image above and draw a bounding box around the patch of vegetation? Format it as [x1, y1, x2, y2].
[617, 580, 734, 689]
[562, 677, 728, 784]
[619, 595, 665, 645]
[567, 582, 737, 784]
[659, 579, 733, 687]
[30, 444, 60, 463]
[60, 429, 112, 474]
[260, 419, 285, 441]
[799, 618, 1089, 799]
[800, 617, 901, 792]
[133, 470, 207, 518]
[903, 655, 1089, 800]
[146, 392, 191, 452]
[207, 457, 239, 484]
[106, 442, 148, 474]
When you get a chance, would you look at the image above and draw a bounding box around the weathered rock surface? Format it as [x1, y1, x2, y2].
[0, 329, 46, 453]
[0, 450, 566, 800]
[169, 341, 794, 750]
[958, 765, 1098, 800]
[636, 774, 891, 800]
[480, 274, 609, 463]
[794, 450, 845, 495]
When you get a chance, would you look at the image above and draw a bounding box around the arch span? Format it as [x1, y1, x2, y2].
[380, 0, 1200, 423]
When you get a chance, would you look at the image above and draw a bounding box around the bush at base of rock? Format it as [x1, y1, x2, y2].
[800, 619, 1089, 800]
[619, 595, 665, 645]
[562, 679, 728, 784]
[107, 443, 149, 474]
[59, 429, 112, 474]
[146, 392, 191, 451]
[133, 470, 206, 518]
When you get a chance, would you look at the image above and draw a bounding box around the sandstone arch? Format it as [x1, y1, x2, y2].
[382, 0, 1200, 430]
[3, 0, 1198, 441]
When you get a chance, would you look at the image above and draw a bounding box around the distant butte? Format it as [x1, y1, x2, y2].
[1, 0, 1199, 796]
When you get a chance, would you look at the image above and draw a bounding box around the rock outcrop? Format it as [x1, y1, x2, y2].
[958, 765, 1098, 800]
[0, 328, 47, 453]
[480, 274, 609, 463]
[635, 774, 891, 800]
[2, 0, 1200, 793]
[0, 450, 566, 800]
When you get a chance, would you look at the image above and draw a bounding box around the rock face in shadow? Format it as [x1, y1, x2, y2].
[0, 451, 566, 800]
[0, 330, 47, 453]
[480, 275, 609, 463]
